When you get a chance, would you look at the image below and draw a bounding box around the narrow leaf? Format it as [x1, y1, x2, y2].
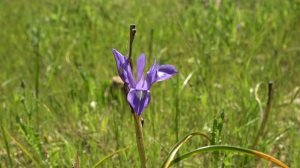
[1, 125, 13, 167]
[5, 129, 39, 167]
[162, 132, 210, 168]
[170, 145, 288, 168]
[93, 147, 128, 168]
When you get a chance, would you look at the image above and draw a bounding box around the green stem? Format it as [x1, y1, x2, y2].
[133, 113, 146, 168]
[126, 24, 146, 167]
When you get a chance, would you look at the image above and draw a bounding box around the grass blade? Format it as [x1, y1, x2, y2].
[170, 145, 288, 168]
[93, 147, 128, 168]
[162, 132, 210, 168]
[4, 128, 39, 167]
[1, 125, 13, 167]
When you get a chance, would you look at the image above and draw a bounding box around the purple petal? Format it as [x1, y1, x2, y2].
[136, 76, 147, 90]
[146, 61, 159, 87]
[112, 49, 127, 81]
[156, 65, 177, 82]
[112, 49, 136, 87]
[136, 54, 146, 82]
[123, 60, 136, 88]
[127, 89, 151, 116]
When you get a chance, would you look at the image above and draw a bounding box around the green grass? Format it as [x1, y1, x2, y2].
[0, 0, 300, 167]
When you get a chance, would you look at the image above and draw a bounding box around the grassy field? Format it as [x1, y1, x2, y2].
[0, 0, 300, 167]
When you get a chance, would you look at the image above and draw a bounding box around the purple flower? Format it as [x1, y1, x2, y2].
[112, 49, 177, 116]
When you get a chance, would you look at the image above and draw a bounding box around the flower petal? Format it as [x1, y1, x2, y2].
[136, 76, 147, 90]
[127, 89, 151, 116]
[146, 61, 159, 87]
[156, 65, 178, 82]
[136, 54, 146, 82]
[112, 49, 135, 87]
[112, 49, 127, 81]
[123, 60, 136, 88]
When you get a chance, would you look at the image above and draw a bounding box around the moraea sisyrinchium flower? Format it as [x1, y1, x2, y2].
[112, 49, 177, 116]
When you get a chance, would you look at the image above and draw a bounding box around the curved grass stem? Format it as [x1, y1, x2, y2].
[253, 81, 273, 147]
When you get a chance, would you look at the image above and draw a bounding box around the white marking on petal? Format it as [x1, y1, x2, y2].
[157, 71, 164, 78]
[136, 91, 144, 101]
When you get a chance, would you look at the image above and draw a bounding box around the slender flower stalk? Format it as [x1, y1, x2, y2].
[128, 25, 146, 168]
[112, 25, 177, 168]
[133, 112, 146, 168]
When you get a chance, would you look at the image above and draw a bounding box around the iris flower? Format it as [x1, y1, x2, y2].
[112, 49, 177, 116]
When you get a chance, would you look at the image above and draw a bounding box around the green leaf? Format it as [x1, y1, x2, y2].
[161, 132, 210, 168]
[170, 145, 288, 168]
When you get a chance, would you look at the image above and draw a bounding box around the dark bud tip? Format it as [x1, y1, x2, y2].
[141, 117, 144, 127]
[132, 28, 136, 36]
[21, 80, 26, 89]
[268, 81, 273, 87]
[220, 110, 225, 120]
[130, 24, 136, 30]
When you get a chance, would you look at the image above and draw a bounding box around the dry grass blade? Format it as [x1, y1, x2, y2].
[254, 83, 263, 116]
[253, 81, 273, 147]
[72, 152, 80, 168]
[181, 72, 194, 90]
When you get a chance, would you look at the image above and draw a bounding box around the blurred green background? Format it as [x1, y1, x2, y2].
[0, 0, 299, 167]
